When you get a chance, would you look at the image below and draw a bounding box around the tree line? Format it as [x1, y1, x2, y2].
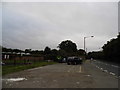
[87, 33, 120, 63]
[2, 40, 85, 62]
[2, 33, 119, 63]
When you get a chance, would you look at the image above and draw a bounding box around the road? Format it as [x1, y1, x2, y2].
[92, 60, 120, 77]
[2, 60, 119, 88]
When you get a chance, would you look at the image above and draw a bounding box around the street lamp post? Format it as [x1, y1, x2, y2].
[84, 36, 94, 54]
[84, 37, 86, 52]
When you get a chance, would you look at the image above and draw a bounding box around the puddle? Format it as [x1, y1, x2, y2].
[3, 78, 27, 82]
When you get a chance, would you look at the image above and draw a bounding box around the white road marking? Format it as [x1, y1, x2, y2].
[3, 78, 27, 82]
[79, 66, 82, 73]
[94, 65, 117, 77]
[100, 68, 103, 70]
[111, 65, 119, 68]
[27, 67, 43, 71]
[103, 70, 108, 73]
[110, 72, 115, 76]
[85, 75, 91, 77]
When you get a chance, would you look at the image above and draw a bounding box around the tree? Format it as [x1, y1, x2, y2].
[25, 49, 32, 53]
[30, 50, 44, 56]
[50, 49, 58, 61]
[77, 49, 85, 56]
[2, 47, 13, 52]
[87, 51, 104, 59]
[58, 40, 77, 53]
[51, 49, 58, 56]
[13, 49, 23, 53]
[44, 46, 51, 60]
[44, 46, 51, 54]
[102, 33, 120, 63]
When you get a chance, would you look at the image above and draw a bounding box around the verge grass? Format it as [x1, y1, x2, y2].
[2, 61, 57, 75]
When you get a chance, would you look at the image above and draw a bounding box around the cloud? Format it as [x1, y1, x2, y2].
[2, 2, 118, 52]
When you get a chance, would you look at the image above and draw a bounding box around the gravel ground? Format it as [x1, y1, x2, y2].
[2, 60, 119, 88]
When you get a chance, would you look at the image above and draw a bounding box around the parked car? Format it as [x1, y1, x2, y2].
[58, 58, 67, 63]
[67, 57, 82, 65]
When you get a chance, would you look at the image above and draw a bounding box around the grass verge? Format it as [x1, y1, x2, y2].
[2, 61, 57, 75]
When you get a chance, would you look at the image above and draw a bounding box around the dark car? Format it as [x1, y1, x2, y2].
[67, 57, 82, 65]
[58, 57, 67, 63]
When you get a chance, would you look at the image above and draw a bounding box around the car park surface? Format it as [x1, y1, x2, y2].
[2, 60, 118, 88]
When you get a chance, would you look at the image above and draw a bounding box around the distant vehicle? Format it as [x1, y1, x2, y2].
[58, 58, 66, 63]
[67, 57, 82, 65]
[62, 58, 66, 63]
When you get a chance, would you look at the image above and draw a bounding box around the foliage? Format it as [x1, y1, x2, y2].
[44, 46, 51, 54]
[50, 49, 59, 61]
[43, 46, 51, 60]
[25, 49, 32, 53]
[58, 40, 77, 53]
[102, 33, 120, 63]
[87, 33, 120, 63]
[57, 40, 79, 57]
[77, 49, 85, 56]
[2, 40, 85, 62]
[87, 51, 104, 59]
[31, 50, 44, 56]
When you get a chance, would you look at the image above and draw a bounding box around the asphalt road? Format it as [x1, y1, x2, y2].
[2, 60, 119, 88]
[91, 60, 120, 77]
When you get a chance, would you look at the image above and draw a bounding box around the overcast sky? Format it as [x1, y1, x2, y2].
[2, 2, 118, 52]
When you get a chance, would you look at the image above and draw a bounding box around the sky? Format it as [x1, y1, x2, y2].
[2, 2, 118, 52]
